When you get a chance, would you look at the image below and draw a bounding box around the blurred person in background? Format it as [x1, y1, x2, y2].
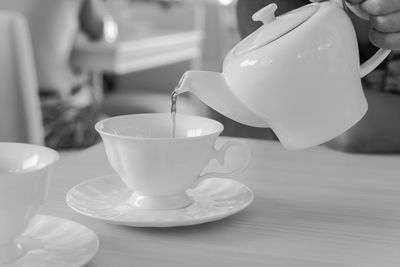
[0, 0, 118, 149]
[236, 0, 400, 153]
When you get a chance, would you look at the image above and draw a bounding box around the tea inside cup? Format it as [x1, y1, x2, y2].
[0, 143, 59, 264]
[96, 113, 223, 139]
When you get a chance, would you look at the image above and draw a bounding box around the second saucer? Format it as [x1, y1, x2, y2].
[3, 215, 99, 267]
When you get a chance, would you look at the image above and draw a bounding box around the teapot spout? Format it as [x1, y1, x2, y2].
[175, 71, 268, 128]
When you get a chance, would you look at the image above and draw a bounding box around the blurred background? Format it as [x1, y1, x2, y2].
[0, 0, 271, 150]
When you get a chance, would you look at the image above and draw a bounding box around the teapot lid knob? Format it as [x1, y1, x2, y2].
[252, 3, 277, 24]
[233, 3, 319, 56]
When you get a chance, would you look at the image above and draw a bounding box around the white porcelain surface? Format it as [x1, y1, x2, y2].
[175, 0, 390, 150]
[2, 215, 99, 267]
[0, 143, 59, 264]
[66, 175, 254, 227]
[95, 113, 251, 210]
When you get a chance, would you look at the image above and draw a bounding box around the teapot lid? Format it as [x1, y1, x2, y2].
[234, 3, 319, 56]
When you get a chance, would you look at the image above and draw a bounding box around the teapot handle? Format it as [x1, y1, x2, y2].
[341, 0, 391, 78]
[359, 47, 391, 78]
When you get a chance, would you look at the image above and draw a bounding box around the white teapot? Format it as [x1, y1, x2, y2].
[175, 0, 390, 150]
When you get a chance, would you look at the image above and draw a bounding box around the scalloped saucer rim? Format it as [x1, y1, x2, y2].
[66, 175, 254, 227]
[3, 214, 99, 267]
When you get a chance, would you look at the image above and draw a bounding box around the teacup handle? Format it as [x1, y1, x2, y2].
[195, 140, 251, 184]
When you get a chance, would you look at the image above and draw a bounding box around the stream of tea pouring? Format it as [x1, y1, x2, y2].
[170, 89, 178, 138]
[170, 73, 189, 138]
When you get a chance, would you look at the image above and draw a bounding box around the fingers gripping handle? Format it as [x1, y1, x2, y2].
[197, 140, 251, 182]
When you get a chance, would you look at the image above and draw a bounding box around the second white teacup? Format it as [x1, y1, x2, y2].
[0, 143, 59, 264]
[95, 113, 251, 210]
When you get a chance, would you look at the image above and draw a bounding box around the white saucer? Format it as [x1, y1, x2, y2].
[66, 175, 254, 227]
[4, 215, 99, 267]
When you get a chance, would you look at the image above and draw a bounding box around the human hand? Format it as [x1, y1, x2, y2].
[311, 0, 400, 50]
[346, 0, 400, 50]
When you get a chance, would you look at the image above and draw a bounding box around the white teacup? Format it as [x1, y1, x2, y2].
[0, 143, 59, 264]
[95, 113, 251, 210]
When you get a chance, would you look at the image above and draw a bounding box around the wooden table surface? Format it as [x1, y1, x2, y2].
[43, 137, 400, 267]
